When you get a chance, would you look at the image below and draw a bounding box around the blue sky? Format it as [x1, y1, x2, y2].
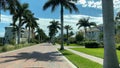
[1, 0, 120, 37]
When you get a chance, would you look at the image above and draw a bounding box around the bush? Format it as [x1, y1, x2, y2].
[69, 37, 76, 44]
[9, 39, 16, 45]
[2, 45, 15, 52]
[84, 41, 100, 48]
[117, 44, 120, 50]
[75, 32, 84, 42]
[0, 43, 3, 46]
[30, 39, 39, 43]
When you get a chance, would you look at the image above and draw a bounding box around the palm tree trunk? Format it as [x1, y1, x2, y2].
[67, 29, 69, 45]
[28, 27, 31, 43]
[102, 0, 119, 68]
[31, 28, 35, 39]
[84, 27, 87, 40]
[60, 4, 64, 50]
[18, 17, 21, 44]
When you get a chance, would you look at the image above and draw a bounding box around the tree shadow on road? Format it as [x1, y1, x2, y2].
[0, 51, 70, 64]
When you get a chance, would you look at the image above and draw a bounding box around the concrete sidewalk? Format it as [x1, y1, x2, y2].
[0, 43, 77, 68]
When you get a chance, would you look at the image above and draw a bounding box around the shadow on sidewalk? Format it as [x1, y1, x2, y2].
[0, 51, 71, 64]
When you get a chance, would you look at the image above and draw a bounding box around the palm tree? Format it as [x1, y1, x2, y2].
[23, 10, 39, 43]
[64, 25, 72, 45]
[43, 0, 78, 50]
[0, 0, 20, 13]
[13, 3, 29, 44]
[76, 17, 96, 40]
[102, 0, 119, 68]
[0, 0, 20, 21]
[35, 27, 47, 43]
[47, 20, 60, 44]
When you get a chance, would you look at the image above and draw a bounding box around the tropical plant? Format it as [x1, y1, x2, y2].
[23, 10, 39, 43]
[0, 0, 20, 21]
[12, 3, 29, 44]
[43, 0, 78, 50]
[35, 27, 48, 43]
[0, 0, 20, 13]
[47, 20, 60, 44]
[64, 25, 72, 45]
[76, 17, 96, 40]
[102, 0, 119, 68]
[75, 32, 84, 43]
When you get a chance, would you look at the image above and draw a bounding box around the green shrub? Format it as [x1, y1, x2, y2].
[84, 41, 100, 48]
[117, 44, 120, 50]
[2, 45, 15, 52]
[9, 39, 16, 45]
[0, 43, 3, 46]
[30, 39, 39, 43]
[75, 32, 84, 42]
[69, 37, 76, 44]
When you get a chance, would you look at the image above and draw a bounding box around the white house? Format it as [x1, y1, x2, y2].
[85, 24, 103, 41]
[4, 26, 29, 44]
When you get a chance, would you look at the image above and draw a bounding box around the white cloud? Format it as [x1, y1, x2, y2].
[1, 14, 103, 37]
[64, 14, 103, 32]
[1, 15, 12, 23]
[77, 0, 120, 13]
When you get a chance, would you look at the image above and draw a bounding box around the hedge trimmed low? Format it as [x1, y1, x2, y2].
[84, 41, 99, 48]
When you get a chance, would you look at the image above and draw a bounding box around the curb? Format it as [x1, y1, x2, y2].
[54, 45, 77, 68]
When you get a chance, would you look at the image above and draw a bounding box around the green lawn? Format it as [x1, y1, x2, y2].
[71, 48, 120, 62]
[60, 50, 102, 68]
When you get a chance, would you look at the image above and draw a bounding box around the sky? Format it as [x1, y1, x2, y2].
[0, 0, 120, 37]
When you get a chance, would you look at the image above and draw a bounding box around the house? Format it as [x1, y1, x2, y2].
[4, 26, 29, 44]
[85, 24, 103, 42]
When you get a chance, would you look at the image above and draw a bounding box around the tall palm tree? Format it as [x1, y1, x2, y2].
[0, 0, 20, 13]
[47, 20, 60, 44]
[43, 0, 78, 50]
[102, 0, 119, 68]
[64, 25, 72, 45]
[35, 27, 47, 43]
[13, 3, 29, 44]
[23, 10, 39, 43]
[0, 0, 20, 21]
[76, 17, 96, 39]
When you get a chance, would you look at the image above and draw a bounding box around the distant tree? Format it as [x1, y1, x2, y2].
[75, 32, 84, 43]
[35, 27, 48, 43]
[69, 31, 74, 37]
[47, 20, 60, 44]
[12, 3, 29, 44]
[23, 10, 39, 43]
[99, 32, 103, 41]
[64, 25, 72, 45]
[76, 17, 96, 39]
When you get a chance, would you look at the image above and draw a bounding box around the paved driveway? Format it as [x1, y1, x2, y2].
[0, 43, 76, 68]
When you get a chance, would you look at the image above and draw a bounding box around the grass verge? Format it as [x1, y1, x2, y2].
[60, 50, 102, 68]
[0, 43, 36, 53]
[64, 43, 80, 46]
[71, 48, 120, 63]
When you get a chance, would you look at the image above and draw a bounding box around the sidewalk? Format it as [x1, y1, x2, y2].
[0, 43, 77, 68]
[66, 48, 103, 65]
[56, 44, 103, 65]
